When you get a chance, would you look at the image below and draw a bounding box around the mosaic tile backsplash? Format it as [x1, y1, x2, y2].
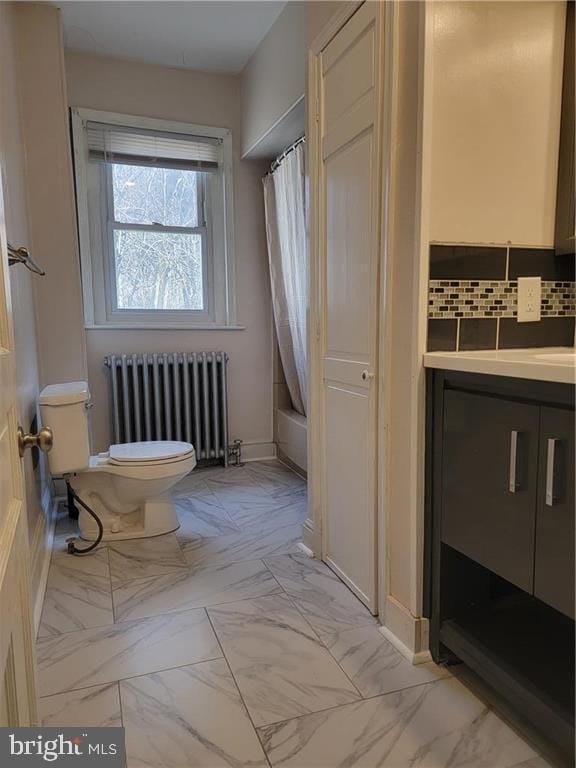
[427, 244, 575, 352]
[428, 280, 575, 319]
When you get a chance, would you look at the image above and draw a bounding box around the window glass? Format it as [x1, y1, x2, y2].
[111, 164, 200, 228]
[113, 230, 204, 310]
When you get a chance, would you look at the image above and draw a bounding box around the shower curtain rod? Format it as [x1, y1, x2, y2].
[265, 135, 306, 176]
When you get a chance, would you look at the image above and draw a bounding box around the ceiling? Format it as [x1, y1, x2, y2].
[58, 1, 286, 74]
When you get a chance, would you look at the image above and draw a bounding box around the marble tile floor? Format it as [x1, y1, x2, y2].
[37, 460, 550, 768]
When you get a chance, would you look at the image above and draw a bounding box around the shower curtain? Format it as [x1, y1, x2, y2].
[263, 142, 308, 416]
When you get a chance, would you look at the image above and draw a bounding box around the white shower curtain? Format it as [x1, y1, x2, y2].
[263, 142, 308, 416]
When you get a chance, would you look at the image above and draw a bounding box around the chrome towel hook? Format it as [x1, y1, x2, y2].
[7, 243, 45, 276]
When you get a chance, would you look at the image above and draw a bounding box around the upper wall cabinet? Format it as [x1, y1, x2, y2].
[555, 1, 575, 255]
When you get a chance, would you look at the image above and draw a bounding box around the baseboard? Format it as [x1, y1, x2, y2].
[276, 451, 307, 480]
[381, 595, 431, 664]
[239, 441, 277, 463]
[32, 485, 58, 636]
[379, 624, 432, 665]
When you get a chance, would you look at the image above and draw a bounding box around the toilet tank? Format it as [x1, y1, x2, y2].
[39, 381, 91, 474]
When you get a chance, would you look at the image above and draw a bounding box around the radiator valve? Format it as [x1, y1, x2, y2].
[228, 439, 244, 467]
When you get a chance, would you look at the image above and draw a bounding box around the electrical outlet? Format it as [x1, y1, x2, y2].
[517, 276, 541, 322]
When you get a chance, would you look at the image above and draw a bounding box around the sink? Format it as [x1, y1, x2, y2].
[534, 352, 576, 363]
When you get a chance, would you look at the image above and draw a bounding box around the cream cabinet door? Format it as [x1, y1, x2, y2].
[319, 2, 383, 612]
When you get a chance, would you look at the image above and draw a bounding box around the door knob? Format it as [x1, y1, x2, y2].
[361, 370, 375, 381]
[17, 425, 53, 457]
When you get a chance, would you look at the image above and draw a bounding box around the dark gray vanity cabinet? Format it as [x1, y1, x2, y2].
[534, 406, 575, 618]
[438, 382, 575, 618]
[426, 370, 575, 766]
[441, 390, 539, 593]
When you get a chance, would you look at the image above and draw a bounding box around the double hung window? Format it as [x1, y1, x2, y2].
[72, 110, 236, 328]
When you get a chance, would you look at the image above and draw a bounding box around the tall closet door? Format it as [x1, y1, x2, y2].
[319, 2, 383, 611]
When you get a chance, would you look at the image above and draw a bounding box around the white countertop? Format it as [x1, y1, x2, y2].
[423, 347, 575, 385]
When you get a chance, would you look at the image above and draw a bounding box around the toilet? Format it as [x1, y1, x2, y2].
[39, 381, 196, 541]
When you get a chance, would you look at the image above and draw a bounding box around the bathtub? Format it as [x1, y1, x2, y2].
[275, 407, 307, 475]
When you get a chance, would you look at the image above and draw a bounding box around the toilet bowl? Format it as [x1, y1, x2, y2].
[71, 441, 196, 540]
[39, 382, 196, 541]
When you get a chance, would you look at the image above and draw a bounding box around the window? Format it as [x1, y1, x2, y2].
[72, 109, 237, 328]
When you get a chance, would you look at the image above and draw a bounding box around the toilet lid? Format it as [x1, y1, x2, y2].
[109, 441, 195, 466]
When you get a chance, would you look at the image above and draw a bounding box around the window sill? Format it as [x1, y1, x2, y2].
[85, 324, 246, 331]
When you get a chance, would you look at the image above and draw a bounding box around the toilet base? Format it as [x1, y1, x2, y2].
[77, 493, 181, 542]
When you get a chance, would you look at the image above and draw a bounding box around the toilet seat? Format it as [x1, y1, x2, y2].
[108, 441, 195, 467]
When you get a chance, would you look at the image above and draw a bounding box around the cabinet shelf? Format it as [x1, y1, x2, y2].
[440, 593, 574, 720]
[440, 592, 574, 762]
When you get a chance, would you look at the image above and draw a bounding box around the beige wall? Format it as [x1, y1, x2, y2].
[65, 52, 274, 456]
[429, 1, 565, 246]
[0, 3, 53, 606]
[16, 3, 87, 386]
[241, 0, 344, 158]
[241, 1, 306, 156]
[307, 1, 345, 45]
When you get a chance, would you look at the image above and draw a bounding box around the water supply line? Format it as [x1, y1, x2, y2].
[65, 480, 104, 555]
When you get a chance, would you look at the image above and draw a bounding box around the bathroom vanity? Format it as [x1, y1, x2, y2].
[424, 348, 575, 766]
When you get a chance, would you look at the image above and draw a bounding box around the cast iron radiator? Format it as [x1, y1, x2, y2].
[104, 352, 229, 465]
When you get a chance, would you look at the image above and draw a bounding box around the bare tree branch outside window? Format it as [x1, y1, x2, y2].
[110, 164, 205, 311]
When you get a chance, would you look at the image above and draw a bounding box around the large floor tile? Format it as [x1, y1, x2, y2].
[321, 625, 451, 697]
[204, 467, 260, 489]
[245, 460, 306, 499]
[171, 468, 248, 507]
[172, 467, 218, 498]
[205, 472, 276, 510]
[180, 523, 302, 567]
[36, 608, 221, 697]
[39, 683, 122, 727]
[38, 548, 113, 637]
[121, 660, 267, 768]
[258, 676, 537, 768]
[113, 559, 282, 622]
[225, 493, 308, 534]
[108, 533, 188, 589]
[208, 594, 360, 727]
[264, 553, 377, 635]
[174, 493, 240, 541]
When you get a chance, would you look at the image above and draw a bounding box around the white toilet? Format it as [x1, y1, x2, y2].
[39, 381, 196, 541]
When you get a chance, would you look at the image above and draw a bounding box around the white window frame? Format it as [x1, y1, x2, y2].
[71, 108, 239, 330]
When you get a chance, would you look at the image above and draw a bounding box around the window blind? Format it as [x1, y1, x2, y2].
[86, 122, 222, 172]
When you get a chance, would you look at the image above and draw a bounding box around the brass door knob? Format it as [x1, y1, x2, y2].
[17, 425, 53, 457]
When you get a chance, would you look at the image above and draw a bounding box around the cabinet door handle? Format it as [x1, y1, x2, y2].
[509, 430, 520, 493]
[546, 438, 558, 506]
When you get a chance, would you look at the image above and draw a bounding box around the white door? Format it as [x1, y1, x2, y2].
[0, 172, 38, 724]
[319, 2, 383, 612]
